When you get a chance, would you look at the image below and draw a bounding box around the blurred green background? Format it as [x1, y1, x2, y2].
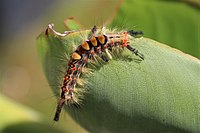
[0, 0, 199, 133]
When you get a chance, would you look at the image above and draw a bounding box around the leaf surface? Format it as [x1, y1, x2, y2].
[36, 29, 200, 133]
[110, 0, 200, 58]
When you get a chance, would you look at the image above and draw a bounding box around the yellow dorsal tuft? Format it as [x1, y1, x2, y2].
[98, 35, 105, 44]
[90, 37, 97, 46]
[72, 52, 81, 60]
[81, 41, 90, 50]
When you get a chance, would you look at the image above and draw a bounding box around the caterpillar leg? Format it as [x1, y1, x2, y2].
[88, 25, 97, 39]
[126, 45, 144, 60]
[96, 50, 109, 62]
[128, 30, 143, 37]
[91, 25, 97, 35]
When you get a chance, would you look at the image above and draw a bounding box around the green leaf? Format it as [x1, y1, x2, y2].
[63, 16, 82, 30]
[0, 95, 40, 130]
[0, 95, 65, 133]
[36, 29, 200, 133]
[110, 0, 200, 58]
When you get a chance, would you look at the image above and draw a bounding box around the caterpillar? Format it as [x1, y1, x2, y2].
[46, 24, 144, 121]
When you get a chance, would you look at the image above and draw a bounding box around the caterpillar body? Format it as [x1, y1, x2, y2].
[46, 25, 144, 121]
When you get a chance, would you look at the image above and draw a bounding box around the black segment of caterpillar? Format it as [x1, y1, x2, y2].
[47, 25, 144, 121]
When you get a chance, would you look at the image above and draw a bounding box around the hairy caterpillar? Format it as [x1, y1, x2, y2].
[45, 24, 144, 121]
